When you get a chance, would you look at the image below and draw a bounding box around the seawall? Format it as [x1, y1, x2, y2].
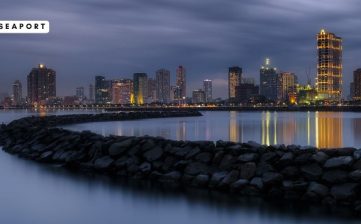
[0, 111, 361, 214]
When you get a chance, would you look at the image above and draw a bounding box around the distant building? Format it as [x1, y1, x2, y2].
[316, 29, 342, 101]
[76, 87, 85, 101]
[89, 84, 95, 102]
[352, 68, 361, 100]
[147, 78, 157, 103]
[63, 96, 78, 105]
[278, 72, 297, 102]
[297, 84, 318, 105]
[235, 83, 259, 103]
[203, 79, 212, 103]
[12, 80, 22, 106]
[260, 58, 278, 102]
[242, 77, 255, 85]
[192, 89, 206, 104]
[176, 65, 186, 99]
[228, 66, 242, 102]
[112, 79, 133, 104]
[350, 82, 355, 100]
[156, 69, 171, 103]
[133, 73, 148, 105]
[95, 76, 112, 104]
[27, 64, 56, 105]
[170, 86, 179, 102]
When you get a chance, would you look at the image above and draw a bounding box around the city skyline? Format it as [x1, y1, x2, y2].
[1, 0, 361, 98]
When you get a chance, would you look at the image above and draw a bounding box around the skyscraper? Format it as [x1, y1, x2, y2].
[27, 64, 56, 105]
[147, 78, 157, 103]
[260, 58, 278, 101]
[192, 89, 206, 104]
[176, 65, 186, 99]
[316, 29, 342, 101]
[352, 68, 361, 100]
[76, 87, 85, 101]
[278, 72, 297, 102]
[133, 73, 148, 105]
[203, 79, 212, 103]
[12, 80, 22, 106]
[156, 69, 171, 104]
[228, 66, 242, 101]
[95, 76, 112, 104]
[112, 79, 134, 104]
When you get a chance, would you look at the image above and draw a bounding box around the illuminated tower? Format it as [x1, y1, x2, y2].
[260, 58, 278, 101]
[133, 73, 148, 105]
[156, 69, 170, 104]
[228, 66, 242, 101]
[27, 64, 56, 105]
[316, 29, 342, 101]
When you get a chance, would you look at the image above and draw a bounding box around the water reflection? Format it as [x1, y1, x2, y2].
[63, 111, 361, 149]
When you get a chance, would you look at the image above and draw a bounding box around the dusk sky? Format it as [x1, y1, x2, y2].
[1, 0, 361, 98]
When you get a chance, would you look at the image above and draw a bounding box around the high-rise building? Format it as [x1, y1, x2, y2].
[112, 79, 134, 104]
[203, 79, 212, 103]
[133, 73, 148, 105]
[89, 84, 95, 102]
[192, 89, 205, 104]
[316, 29, 342, 101]
[176, 65, 186, 99]
[278, 72, 297, 102]
[156, 69, 171, 104]
[260, 58, 278, 101]
[27, 64, 56, 105]
[95, 76, 112, 104]
[76, 87, 85, 101]
[147, 78, 157, 103]
[352, 69, 361, 100]
[12, 80, 22, 106]
[235, 83, 259, 103]
[228, 66, 242, 101]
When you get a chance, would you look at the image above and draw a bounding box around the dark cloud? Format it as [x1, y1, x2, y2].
[0, 0, 360, 98]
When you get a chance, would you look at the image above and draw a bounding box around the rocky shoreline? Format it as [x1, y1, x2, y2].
[0, 111, 361, 214]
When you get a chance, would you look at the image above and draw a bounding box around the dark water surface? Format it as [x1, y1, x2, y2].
[1, 110, 361, 224]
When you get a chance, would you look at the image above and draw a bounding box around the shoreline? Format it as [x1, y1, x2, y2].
[0, 111, 361, 215]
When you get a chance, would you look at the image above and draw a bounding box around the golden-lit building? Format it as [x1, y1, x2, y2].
[297, 84, 318, 105]
[278, 72, 297, 102]
[133, 73, 148, 105]
[316, 29, 342, 101]
[228, 66, 242, 102]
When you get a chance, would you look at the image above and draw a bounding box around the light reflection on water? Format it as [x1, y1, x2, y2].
[63, 111, 361, 148]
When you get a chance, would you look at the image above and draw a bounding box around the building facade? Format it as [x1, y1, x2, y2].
[228, 66, 242, 101]
[112, 79, 134, 104]
[89, 84, 95, 102]
[156, 69, 171, 104]
[278, 72, 297, 102]
[133, 73, 148, 105]
[352, 68, 361, 100]
[12, 80, 22, 106]
[176, 65, 186, 99]
[95, 76, 112, 104]
[76, 87, 85, 101]
[316, 29, 342, 101]
[147, 78, 157, 103]
[260, 58, 278, 102]
[235, 83, 259, 103]
[192, 89, 206, 104]
[203, 79, 212, 103]
[27, 64, 56, 105]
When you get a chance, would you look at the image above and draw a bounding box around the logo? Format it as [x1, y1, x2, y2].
[0, 21, 49, 34]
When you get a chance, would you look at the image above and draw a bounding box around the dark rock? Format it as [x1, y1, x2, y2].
[353, 159, 361, 169]
[260, 152, 278, 163]
[300, 163, 322, 180]
[230, 179, 249, 192]
[256, 162, 275, 176]
[281, 166, 299, 178]
[219, 154, 236, 170]
[322, 170, 348, 184]
[238, 153, 259, 162]
[307, 182, 329, 197]
[108, 139, 132, 157]
[244, 141, 262, 149]
[354, 150, 361, 160]
[282, 180, 308, 191]
[212, 151, 224, 165]
[192, 174, 209, 187]
[195, 152, 212, 163]
[185, 162, 209, 175]
[143, 146, 163, 162]
[337, 148, 356, 156]
[219, 170, 239, 187]
[185, 147, 201, 159]
[324, 156, 354, 169]
[349, 170, 361, 181]
[94, 156, 114, 169]
[159, 171, 181, 183]
[278, 152, 294, 166]
[294, 153, 312, 165]
[262, 172, 283, 186]
[311, 151, 329, 164]
[38, 151, 53, 162]
[139, 162, 152, 173]
[209, 171, 227, 188]
[330, 183, 359, 201]
[240, 162, 257, 180]
[250, 177, 264, 190]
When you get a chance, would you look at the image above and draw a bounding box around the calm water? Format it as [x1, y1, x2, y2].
[1, 110, 361, 224]
[64, 111, 361, 148]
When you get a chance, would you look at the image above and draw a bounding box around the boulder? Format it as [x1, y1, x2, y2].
[240, 162, 257, 180]
[300, 163, 322, 180]
[219, 154, 236, 170]
[294, 153, 312, 165]
[250, 177, 264, 190]
[322, 170, 348, 184]
[260, 152, 278, 163]
[330, 183, 359, 201]
[278, 152, 294, 166]
[143, 146, 163, 162]
[108, 139, 133, 156]
[354, 150, 361, 160]
[281, 166, 299, 178]
[307, 182, 329, 197]
[238, 153, 259, 162]
[209, 171, 227, 188]
[349, 170, 361, 182]
[192, 174, 209, 187]
[219, 170, 239, 187]
[230, 179, 249, 192]
[195, 152, 212, 163]
[94, 156, 114, 169]
[184, 162, 209, 176]
[262, 172, 283, 186]
[311, 151, 329, 164]
[139, 162, 152, 173]
[324, 156, 354, 169]
[282, 180, 308, 191]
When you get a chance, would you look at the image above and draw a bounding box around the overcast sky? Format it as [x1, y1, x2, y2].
[1, 0, 361, 98]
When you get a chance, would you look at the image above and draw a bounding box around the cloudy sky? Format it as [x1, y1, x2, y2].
[1, 0, 361, 98]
